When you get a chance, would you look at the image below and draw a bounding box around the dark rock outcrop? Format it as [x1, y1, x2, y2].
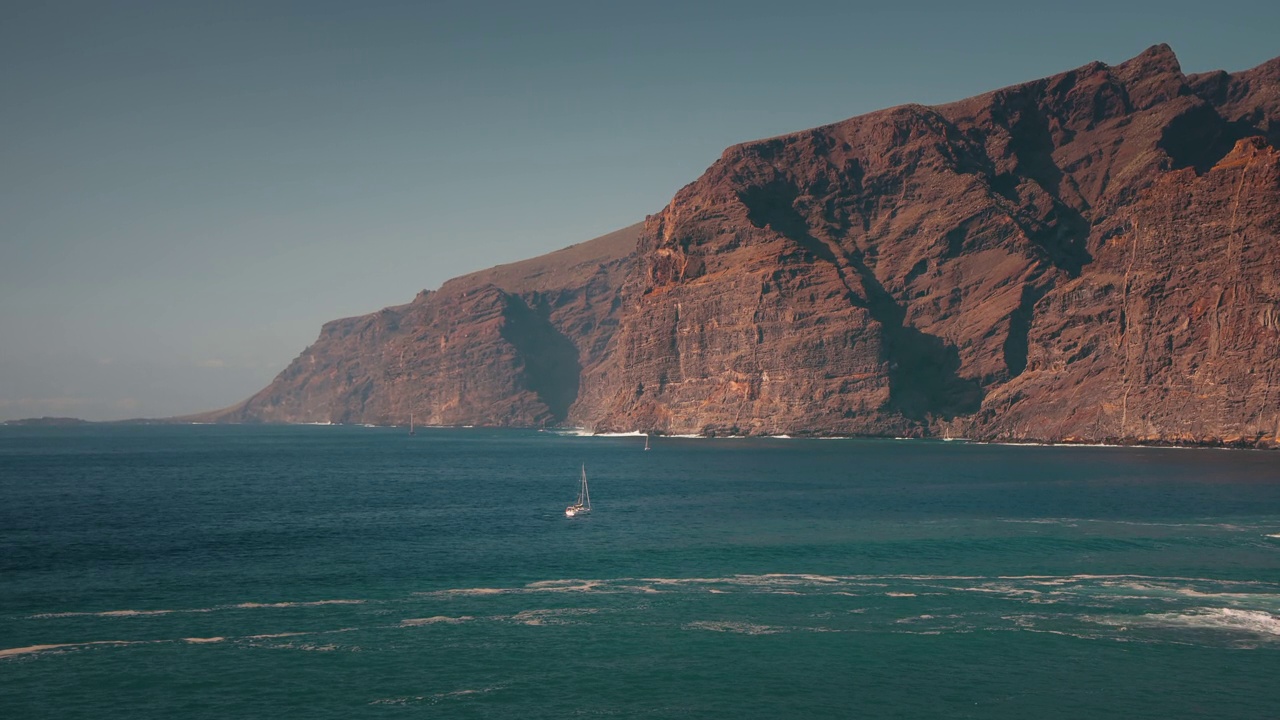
[201, 46, 1280, 448]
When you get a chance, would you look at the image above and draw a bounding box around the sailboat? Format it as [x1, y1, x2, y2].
[565, 464, 591, 517]
[644, 434, 650, 451]
[409, 413, 415, 436]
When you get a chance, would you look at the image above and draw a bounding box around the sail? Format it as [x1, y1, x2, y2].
[566, 464, 591, 516]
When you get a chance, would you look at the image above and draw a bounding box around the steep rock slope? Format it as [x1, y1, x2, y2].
[977, 137, 1280, 445]
[208, 46, 1280, 446]
[574, 45, 1280, 445]
[206, 224, 640, 426]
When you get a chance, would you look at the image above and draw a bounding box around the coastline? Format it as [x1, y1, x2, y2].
[6, 417, 1273, 451]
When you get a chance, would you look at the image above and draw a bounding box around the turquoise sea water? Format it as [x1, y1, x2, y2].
[2, 425, 1279, 718]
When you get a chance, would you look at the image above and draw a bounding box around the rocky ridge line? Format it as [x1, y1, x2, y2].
[200, 46, 1280, 448]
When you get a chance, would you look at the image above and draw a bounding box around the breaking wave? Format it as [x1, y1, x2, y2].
[1092, 608, 1280, 639]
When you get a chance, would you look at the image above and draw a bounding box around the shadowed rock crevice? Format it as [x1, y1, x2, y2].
[1159, 103, 1240, 174]
[987, 97, 1096, 275]
[741, 182, 984, 420]
[741, 180, 866, 306]
[996, 94, 1067, 196]
[499, 294, 581, 422]
[1002, 283, 1048, 378]
[1019, 204, 1093, 276]
[847, 253, 985, 421]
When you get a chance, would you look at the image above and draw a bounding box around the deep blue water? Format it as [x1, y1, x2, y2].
[2, 425, 1279, 718]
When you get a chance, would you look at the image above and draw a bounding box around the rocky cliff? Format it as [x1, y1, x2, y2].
[204, 45, 1280, 447]
[207, 224, 639, 427]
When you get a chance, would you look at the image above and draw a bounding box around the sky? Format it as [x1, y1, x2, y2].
[2, 0, 1277, 421]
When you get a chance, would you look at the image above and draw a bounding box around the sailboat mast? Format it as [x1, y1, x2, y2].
[582, 464, 591, 510]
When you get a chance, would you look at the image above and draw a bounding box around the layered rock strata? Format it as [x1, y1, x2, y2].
[204, 46, 1280, 447]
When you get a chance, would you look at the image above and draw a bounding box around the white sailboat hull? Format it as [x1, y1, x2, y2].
[566, 465, 591, 517]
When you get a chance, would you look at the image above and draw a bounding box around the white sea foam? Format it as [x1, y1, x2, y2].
[29, 598, 366, 619]
[894, 614, 935, 623]
[0, 640, 147, 658]
[642, 576, 729, 585]
[685, 620, 783, 635]
[508, 608, 600, 626]
[406, 574, 1280, 614]
[548, 428, 647, 437]
[523, 579, 607, 593]
[629, 584, 663, 594]
[401, 616, 473, 626]
[106, 609, 175, 616]
[521, 575, 832, 594]
[544, 428, 595, 436]
[757, 573, 842, 584]
[370, 686, 505, 705]
[1093, 608, 1280, 639]
[644, 573, 843, 589]
[421, 587, 509, 597]
[998, 573, 1238, 584]
[2, 627, 370, 660]
[29, 608, 182, 619]
[232, 599, 365, 609]
[285, 643, 340, 652]
[0, 643, 75, 658]
[1169, 587, 1279, 603]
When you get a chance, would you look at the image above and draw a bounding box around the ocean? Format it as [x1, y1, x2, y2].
[2, 425, 1278, 718]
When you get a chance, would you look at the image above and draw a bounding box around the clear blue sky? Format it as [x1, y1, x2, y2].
[2, 0, 1276, 421]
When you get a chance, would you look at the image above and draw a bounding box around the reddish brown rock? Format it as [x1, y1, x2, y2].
[974, 136, 1280, 446]
[202, 46, 1280, 448]
[204, 224, 639, 426]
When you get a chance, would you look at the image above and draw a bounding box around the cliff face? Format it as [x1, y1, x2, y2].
[977, 136, 1280, 445]
[207, 46, 1280, 447]
[210, 224, 639, 426]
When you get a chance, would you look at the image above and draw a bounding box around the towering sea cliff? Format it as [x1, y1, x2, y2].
[205, 45, 1280, 447]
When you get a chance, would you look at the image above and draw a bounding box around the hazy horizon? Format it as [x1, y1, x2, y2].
[3, 0, 1278, 421]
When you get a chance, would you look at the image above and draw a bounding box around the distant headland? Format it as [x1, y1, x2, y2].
[2, 417, 94, 427]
